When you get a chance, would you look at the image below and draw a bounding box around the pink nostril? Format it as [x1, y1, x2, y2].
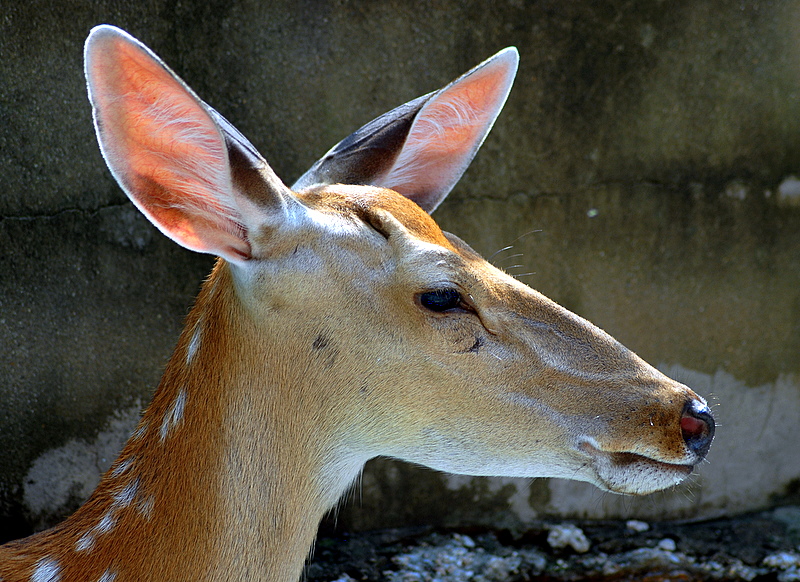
[680, 400, 714, 457]
[681, 415, 707, 440]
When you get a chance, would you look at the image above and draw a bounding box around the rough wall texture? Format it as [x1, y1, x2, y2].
[1, 0, 799, 540]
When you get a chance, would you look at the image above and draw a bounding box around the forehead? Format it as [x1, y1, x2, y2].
[295, 185, 455, 249]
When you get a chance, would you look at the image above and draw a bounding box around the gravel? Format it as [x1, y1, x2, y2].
[305, 505, 800, 581]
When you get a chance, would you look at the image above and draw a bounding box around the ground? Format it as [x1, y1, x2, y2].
[305, 506, 800, 581]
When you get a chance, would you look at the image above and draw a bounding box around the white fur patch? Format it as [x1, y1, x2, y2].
[31, 558, 60, 582]
[113, 478, 140, 508]
[75, 531, 95, 552]
[160, 388, 188, 442]
[136, 494, 155, 520]
[187, 320, 202, 364]
[131, 420, 149, 441]
[76, 478, 143, 552]
[95, 510, 117, 534]
[97, 569, 117, 582]
[110, 456, 135, 478]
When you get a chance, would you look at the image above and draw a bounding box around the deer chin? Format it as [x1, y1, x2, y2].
[579, 440, 695, 495]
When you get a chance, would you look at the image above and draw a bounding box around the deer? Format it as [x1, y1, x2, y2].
[0, 24, 714, 582]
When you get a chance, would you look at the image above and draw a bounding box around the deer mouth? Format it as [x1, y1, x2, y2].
[579, 441, 695, 495]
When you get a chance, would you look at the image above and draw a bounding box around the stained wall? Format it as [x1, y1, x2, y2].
[2, 0, 798, 539]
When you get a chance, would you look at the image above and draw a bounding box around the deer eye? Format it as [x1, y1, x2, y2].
[418, 289, 464, 312]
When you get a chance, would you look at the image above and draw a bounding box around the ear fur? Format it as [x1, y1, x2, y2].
[293, 48, 518, 213]
[85, 26, 518, 260]
[84, 25, 293, 263]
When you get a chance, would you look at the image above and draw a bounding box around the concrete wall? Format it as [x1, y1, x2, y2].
[2, 0, 799, 540]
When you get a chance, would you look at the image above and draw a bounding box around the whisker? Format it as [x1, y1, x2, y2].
[507, 229, 542, 244]
[488, 230, 542, 262]
[495, 252, 524, 265]
[488, 245, 515, 261]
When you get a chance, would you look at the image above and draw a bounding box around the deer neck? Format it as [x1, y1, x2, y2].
[4, 261, 362, 582]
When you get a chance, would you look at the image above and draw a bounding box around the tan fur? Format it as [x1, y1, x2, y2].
[1, 28, 713, 581]
[0, 185, 711, 581]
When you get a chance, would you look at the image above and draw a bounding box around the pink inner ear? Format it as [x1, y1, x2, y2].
[380, 49, 517, 212]
[87, 30, 251, 260]
[420, 65, 510, 155]
[109, 41, 229, 177]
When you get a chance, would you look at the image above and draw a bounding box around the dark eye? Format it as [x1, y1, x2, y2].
[418, 289, 464, 312]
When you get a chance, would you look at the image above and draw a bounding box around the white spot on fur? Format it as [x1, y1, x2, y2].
[110, 456, 135, 478]
[97, 569, 117, 582]
[131, 420, 148, 441]
[113, 478, 140, 508]
[160, 388, 187, 442]
[96, 510, 117, 534]
[187, 320, 202, 364]
[31, 558, 60, 582]
[75, 479, 142, 551]
[137, 494, 155, 520]
[75, 531, 95, 552]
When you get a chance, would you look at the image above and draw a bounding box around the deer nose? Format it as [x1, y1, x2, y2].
[680, 399, 715, 458]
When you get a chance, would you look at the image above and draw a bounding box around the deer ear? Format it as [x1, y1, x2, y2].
[293, 48, 518, 213]
[84, 25, 292, 264]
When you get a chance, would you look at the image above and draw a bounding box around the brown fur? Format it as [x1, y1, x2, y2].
[0, 186, 711, 582]
[1, 27, 712, 582]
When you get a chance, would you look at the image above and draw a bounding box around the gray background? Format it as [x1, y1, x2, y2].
[2, 0, 799, 540]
